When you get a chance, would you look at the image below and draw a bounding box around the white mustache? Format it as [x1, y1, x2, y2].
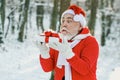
[60, 27, 69, 32]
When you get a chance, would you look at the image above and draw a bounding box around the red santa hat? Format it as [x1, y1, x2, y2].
[61, 5, 86, 27]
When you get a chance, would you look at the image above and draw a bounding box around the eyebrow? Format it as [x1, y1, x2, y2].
[62, 17, 73, 20]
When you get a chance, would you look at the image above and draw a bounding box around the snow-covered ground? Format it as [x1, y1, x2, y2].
[0, 33, 51, 80]
[0, 13, 120, 80]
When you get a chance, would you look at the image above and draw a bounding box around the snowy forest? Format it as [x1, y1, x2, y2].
[0, 0, 120, 80]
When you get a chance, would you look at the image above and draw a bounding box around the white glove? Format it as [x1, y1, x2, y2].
[48, 37, 74, 59]
[36, 41, 50, 58]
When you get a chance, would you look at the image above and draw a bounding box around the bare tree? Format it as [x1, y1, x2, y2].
[99, 0, 115, 46]
[4, 1, 24, 38]
[18, 0, 24, 30]
[101, 12, 106, 46]
[88, 0, 98, 35]
[0, 31, 3, 43]
[36, 1, 44, 32]
[0, 0, 5, 43]
[18, 0, 30, 42]
[8, 0, 15, 34]
[0, 0, 5, 31]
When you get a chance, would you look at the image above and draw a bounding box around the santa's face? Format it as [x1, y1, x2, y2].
[60, 14, 82, 40]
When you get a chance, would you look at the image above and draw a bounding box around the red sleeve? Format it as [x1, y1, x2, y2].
[67, 36, 99, 75]
[39, 48, 57, 72]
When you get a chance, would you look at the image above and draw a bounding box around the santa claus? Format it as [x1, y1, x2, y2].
[36, 4, 99, 80]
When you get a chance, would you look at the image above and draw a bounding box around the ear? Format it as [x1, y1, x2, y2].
[78, 25, 82, 31]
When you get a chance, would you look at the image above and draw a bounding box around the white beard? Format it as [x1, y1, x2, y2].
[64, 33, 77, 40]
[64, 35, 72, 40]
[60, 27, 79, 40]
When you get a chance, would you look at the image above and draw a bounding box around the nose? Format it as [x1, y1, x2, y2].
[61, 21, 67, 28]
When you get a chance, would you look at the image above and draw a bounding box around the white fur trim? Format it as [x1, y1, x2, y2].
[61, 9, 75, 18]
[72, 33, 91, 40]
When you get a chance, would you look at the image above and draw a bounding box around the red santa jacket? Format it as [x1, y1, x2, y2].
[40, 28, 99, 80]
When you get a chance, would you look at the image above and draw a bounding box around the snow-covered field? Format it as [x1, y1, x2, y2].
[0, 35, 51, 80]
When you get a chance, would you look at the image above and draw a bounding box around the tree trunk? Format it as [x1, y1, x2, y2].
[50, 71, 54, 80]
[101, 12, 106, 46]
[50, 0, 60, 31]
[99, 0, 104, 9]
[105, 0, 114, 37]
[85, 0, 91, 10]
[18, 0, 23, 30]
[110, 0, 114, 8]
[18, 0, 30, 42]
[11, 7, 15, 34]
[29, 5, 32, 28]
[0, 31, 3, 43]
[88, 0, 98, 35]
[99, 0, 106, 46]
[36, 4, 44, 32]
[105, 0, 109, 7]
[100, 0, 115, 46]
[0, 0, 5, 43]
[1, 0, 5, 32]
[5, 16, 10, 38]
[106, 14, 112, 37]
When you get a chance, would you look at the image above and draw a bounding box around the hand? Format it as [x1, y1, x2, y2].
[36, 41, 50, 58]
[48, 37, 74, 59]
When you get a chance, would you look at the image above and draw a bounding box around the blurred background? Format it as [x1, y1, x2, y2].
[0, 0, 120, 80]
